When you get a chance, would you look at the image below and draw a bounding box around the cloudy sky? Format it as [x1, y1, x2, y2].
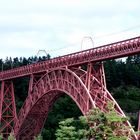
[0, 0, 140, 59]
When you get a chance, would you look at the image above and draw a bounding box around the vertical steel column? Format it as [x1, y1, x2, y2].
[28, 74, 34, 95]
[93, 62, 106, 88]
[0, 81, 17, 138]
[87, 62, 107, 87]
[28, 74, 44, 95]
[85, 63, 92, 90]
[101, 62, 107, 88]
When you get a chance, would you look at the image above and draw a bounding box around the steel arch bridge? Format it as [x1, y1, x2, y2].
[0, 36, 140, 139]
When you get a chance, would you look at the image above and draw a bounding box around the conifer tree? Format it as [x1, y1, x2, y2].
[56, 102, 135, 140]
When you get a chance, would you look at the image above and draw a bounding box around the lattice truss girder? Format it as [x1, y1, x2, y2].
[0, 36, 140, 81]
[0, 80, 17, 138]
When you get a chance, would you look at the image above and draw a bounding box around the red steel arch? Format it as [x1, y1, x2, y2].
[15, 68, 95, 139]
[14, 65, 137, 140]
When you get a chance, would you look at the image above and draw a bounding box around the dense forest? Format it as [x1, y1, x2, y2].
[0, 54, 140, 139]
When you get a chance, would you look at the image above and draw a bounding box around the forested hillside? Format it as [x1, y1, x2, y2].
[0, 54, 140, 140]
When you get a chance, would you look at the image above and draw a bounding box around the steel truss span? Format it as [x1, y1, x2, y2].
[0, 36, 140, 81]
[0, 36, 140, 139]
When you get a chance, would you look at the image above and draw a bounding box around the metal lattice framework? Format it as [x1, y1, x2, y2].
[0, 81, 17, 139]
[14, 64, 137, 139]
[0, 36, 140, 81]
[0, 36, 140, 139]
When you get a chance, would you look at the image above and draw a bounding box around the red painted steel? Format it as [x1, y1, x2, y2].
[14, 64, 137, 140]
[0, 81, 17, 139]
[0, 36, 140, 81]
[0, 36, 140, 139]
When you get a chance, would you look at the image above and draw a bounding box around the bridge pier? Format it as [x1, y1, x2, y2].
[0, 81, 17, 139]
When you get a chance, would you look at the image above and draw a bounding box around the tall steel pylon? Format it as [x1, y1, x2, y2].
[0, 81, 17, 139]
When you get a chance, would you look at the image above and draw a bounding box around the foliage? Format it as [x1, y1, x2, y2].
[8, 133, 16, 140]
[0, 134, 16, 140]
[55, 102, 134, 140]
[0, 133, 16, 140]
[0, 134, 2, 140]
[104, 58, 140, 89]
[34, 134, 43, 140]
[42, 95, 82, 140]
[112, 86, 140, 112]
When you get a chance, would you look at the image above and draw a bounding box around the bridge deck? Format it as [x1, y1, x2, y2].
[0, 36, 140, 80]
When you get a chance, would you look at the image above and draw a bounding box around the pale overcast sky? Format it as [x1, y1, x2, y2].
[0, 0, 140, 59]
